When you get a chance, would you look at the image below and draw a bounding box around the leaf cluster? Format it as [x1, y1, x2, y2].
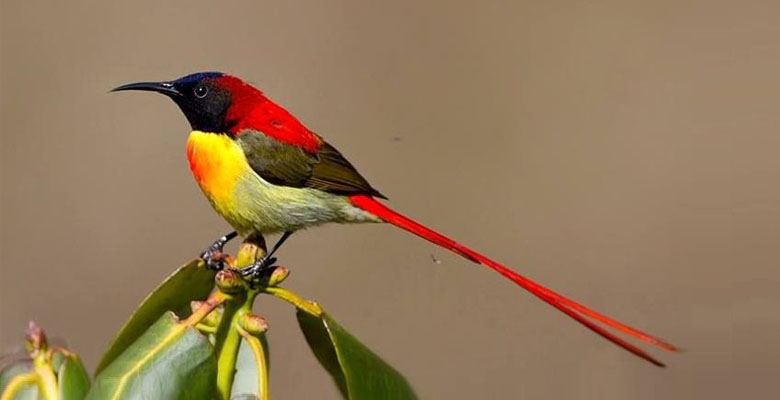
[1, 243, 416, 399]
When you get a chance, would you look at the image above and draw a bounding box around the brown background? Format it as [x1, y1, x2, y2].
[1, 1, 777, 398]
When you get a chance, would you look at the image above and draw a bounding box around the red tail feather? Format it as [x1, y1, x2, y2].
[349, 195, 676, 366]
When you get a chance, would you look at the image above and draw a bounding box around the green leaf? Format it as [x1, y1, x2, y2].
[229, 339, 256, 399]
[57, 355, 90, 400]
[95, 260, 216, 374]
[0, 359, 38, 400]
[87, 312, 216, 400]
[229, 337, 269, 400]
[296, 310, 417, 400]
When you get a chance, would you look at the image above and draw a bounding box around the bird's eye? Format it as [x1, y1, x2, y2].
[194, 86, 209, 98]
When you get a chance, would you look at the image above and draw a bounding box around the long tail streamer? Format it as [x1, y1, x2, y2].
[350, 195, 677, 367]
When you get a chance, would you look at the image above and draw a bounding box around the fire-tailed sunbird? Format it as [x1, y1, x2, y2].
[112, 72, 676, 366]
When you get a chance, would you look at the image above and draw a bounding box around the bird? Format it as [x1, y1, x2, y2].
[112, 71, 676, 366]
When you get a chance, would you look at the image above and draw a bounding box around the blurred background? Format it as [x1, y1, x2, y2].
[1, 0, 778, 398]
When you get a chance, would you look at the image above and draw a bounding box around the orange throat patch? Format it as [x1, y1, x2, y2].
[185, 131, 246, 206]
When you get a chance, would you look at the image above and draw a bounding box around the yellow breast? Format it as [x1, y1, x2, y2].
[186, 131, 247, 210]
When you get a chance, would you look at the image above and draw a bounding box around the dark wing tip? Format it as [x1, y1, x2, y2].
[370, 188, 388, 200]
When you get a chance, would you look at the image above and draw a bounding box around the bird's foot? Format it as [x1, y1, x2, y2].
[238, 255, 278, 282]
[200, 234, 236, 270]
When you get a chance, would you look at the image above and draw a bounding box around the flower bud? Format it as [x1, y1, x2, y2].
[215, 269, 243, 293]
[24, 321, 47, 353]
[237, 242, 266, 268]
[266, 266, 290, 286]
[239, 314, 269, 336]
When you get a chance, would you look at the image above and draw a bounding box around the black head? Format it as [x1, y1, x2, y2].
[112, 72, 232, 132]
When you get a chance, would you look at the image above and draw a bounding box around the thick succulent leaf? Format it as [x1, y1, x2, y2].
[296, 310, 417, 400]
[57, 355, 90, 400]
[87, 312, 216, 400]
[0, 360, 38, 400]
[96, 260, 216, 373]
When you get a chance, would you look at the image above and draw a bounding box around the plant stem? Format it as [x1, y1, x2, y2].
[183, 291, 229, 326]
[237, 327, 269, 400]
[214, 290, 258, 400]
[264, 287, 323, 316]
[0, 373, 37, 400]
[32, 351, 58, 400]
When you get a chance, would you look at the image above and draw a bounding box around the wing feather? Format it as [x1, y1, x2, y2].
[238, 130, 385, 198]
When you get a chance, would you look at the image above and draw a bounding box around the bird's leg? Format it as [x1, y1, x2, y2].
[200, 231, 238, 270]
[240, 231, 293, 281]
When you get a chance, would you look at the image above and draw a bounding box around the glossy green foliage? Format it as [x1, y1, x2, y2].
[95, 260, 216, 374]
[3, 254, 418, 400]
[297, 311, 417, 400]
[87, 312, 216, 400]
[0, 359, 37, 400]
[229, 336, 273, 400]
[229, 338, 266, 400]
[0, 352, 90, 400]
[57, 355, 90, 400]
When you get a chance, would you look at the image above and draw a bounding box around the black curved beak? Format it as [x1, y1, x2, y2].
[110, 81, 181, 97]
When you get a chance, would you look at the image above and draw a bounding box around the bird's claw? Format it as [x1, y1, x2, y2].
[200, 235, 232, 271]
[200, 247, 225, 271]
[239, 256, 278, 281]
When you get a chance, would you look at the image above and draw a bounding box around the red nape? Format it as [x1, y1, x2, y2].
[215, 75, 321, 153]
[349, 195, 677, 366]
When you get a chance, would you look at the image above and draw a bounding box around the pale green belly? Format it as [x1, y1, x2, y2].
[223, 170, 380, 235]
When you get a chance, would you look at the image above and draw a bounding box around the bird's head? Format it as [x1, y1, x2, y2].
[112, 72, 265, 134]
